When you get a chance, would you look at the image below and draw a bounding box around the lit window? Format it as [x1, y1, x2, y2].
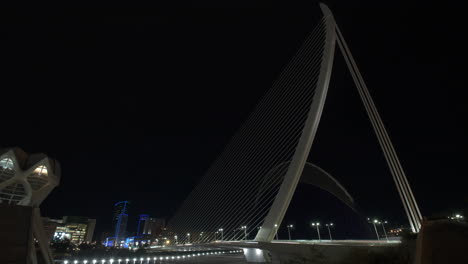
[27, 165, 49, 190]
[0, 158, 14, 170]
[34, 165, 48, 176]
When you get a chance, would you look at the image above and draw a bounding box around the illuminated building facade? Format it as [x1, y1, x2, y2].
[44, 216, 96, 244]
[0, 148, 61, 264]
[137, 214, 165, 238]
[113, 201, 129, 246]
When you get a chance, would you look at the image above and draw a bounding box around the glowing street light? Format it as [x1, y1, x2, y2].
[125, 259, 129, 264]
[286, 225, 294, 240]
[274, 224, 279, 240]
[174, 235, 178, 244]
[92, 260, 97, 264]
[380, 221, 389, 241]
[368, 218, 380, 240]
[84, 261, 88, 264]
[311, 222, 321, 241]
[118, 259, 122, 264]
[109, 259, 114, 264]
[241, 226, 247, 240]
[325, 223, 334, 241]
[218, 228, 224, 240]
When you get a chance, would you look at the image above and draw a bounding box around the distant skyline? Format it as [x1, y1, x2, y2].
[2, 2, 467, 239]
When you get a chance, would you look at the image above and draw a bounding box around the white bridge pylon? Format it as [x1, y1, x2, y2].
[167, 3, 422, 243]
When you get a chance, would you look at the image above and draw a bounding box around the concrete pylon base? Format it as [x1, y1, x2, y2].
[243, 248, 280, 264]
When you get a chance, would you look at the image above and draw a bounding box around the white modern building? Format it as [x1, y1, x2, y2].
[0, 147, 61, 264]
[0, 148, 60, 206]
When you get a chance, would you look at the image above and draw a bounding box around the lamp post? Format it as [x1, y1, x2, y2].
[286, 225, 293, 240]
[311, 223, 321, 241]
[274, 224, 279, 240]
[369, 219, 380, 240]
[218, 228, 224, 241]
[381, 221, 389, 241]
[215, 231, 218, 241]
[325, 223, 334, 241]
[187, 233, 190, 244]
[241, 226, 247, 240]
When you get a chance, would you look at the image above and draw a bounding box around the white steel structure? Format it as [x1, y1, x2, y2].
[0, 147, 61, 264]
[167, 3, 422, 245]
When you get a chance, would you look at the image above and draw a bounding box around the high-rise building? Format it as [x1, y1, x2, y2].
[113, 201, 129, 243]
[137, 214, 165, 239]
[44, 216, 96, 245]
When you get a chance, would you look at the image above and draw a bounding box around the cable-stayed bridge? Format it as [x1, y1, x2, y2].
[160, 3, 422, 262]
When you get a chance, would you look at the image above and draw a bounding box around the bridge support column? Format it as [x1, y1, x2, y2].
[242, 248, 279, 264]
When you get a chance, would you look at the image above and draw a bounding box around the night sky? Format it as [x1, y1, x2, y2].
[2, 1, 467, 240]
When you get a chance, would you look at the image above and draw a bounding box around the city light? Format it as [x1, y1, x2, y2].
[274, 224, 279, 240]
[325, 223, 334, 241]
[287, 224, 294, 240]
[311, 222, 321, 241]
[368, 218, 381, 240]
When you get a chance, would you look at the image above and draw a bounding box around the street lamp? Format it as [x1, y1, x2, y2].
[369, 219, 380, 240]
[187, 233, 191, 243]
[286, 225, 293, 240]
[311, 222, 321, 241]
[218, 228, 224, 241]
[325, 223, 334, 241]
[241, 226, 247, 240]
[380, 221, 389, 241]
[274, 224, 279, 240]
[215, 231, 219, 241]
[174, 235, 178, 244]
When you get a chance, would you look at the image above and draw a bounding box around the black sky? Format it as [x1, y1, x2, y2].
[2, 1, 467, 239]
